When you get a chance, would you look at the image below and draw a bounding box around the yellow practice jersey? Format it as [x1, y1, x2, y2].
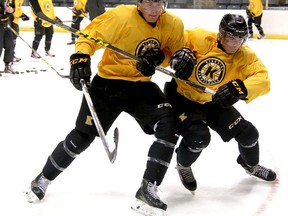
[75, 5, 184, 82]
[73, 0, 87, 17]
[175, 27, 270, 104]
[248, 0, 263, 17]
[12, 0, 25, 24]
[31, 0, 56, 27]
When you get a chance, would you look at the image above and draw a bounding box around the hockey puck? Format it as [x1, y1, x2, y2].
[61, 68, 64, 70]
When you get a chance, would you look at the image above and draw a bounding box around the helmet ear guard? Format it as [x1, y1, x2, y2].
[218, 14, 248, 42]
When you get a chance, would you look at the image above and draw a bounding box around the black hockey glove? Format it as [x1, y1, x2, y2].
[20, 13, 30, 21]
[70, 53, 92, 91]
[34, 18, 44, 35]
[170, 47, 196, 80]
[212, 79, 248, 108]
[35, 18, 42, 28]
[136, 48, 165, 77]
[72, 8, 81, 17]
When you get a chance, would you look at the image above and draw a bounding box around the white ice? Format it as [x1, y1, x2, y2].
[0, 31, 287, 216]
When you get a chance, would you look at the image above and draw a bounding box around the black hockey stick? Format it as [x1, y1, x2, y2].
[29, 0, 215, 95]
[66, 7, 90, 20]
[81, 80, 118, 163]
[7, 25, 69, 79]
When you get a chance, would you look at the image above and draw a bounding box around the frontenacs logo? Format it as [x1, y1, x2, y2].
[195, 57, 226, 85]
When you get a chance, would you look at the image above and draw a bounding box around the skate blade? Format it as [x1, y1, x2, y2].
[131, 199, 164, 216]
[23, 187, 39, 203]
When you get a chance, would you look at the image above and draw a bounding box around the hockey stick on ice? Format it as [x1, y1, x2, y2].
[7, 25, 69, 79]
[81, 79, 118, 163]
[28, 0, 215, 95]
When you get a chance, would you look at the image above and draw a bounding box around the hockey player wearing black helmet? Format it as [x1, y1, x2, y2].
[218, 13, 249, 54]
[164, 13, 277, 193]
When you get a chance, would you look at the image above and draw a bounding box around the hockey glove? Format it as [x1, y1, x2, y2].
[70, 53, 92, 91]
[136, 48, 165, 76]
[212, 79, 248, 108]
[72, 8, 81, 17]
[34, 18, 44, 35]
[20, 13, 30, 21]
[35, 18, 42, 28]
[246, 9, 252, 18]
[170, 48, 196, 80]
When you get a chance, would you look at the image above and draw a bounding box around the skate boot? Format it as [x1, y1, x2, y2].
[176, 162, 197, 192]
[24, 173, 51, 203]
[248, 34, 253, 39]
[257, 34, 266, 40]
[131, 179, 166, 216]
[4, 63, 16, 74]
[45, 50, 55, 57]
[237, 155, 277, 181]
[13, 55, 21, 63]
[31, 51, 41, 59]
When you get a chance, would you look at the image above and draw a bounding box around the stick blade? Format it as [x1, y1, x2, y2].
[109, 127, 119, 163]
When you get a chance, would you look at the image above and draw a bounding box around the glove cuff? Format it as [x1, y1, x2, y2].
[227, 79, 248, 99]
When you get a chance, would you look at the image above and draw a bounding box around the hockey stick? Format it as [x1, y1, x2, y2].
[66, 7, 90, 20]
[30, 2, 119, 164]
[61, 20, 74, 23]
[29, 0, 215, 95]
[81, 79, 118, 163]
[7, 25, 69, 79]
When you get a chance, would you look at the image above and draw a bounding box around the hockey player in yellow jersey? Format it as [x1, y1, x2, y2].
[10, 0, 30, 62]
[246, 0, 265, 39]
[24, 1, 187, 215]
[164, 13, 277, 193]
[67, 0, 87, 45]
[30, 0, 61, 58]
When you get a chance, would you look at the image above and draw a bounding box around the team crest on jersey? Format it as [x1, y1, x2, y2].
[44, 1, 51, 12]
[195, 57, 226, 85]
[135, 38, 161, 56]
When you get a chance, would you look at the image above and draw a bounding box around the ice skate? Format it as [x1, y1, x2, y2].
[31, 51, 41, 59]
[45, 50, 55, 57]
[4, 63, 17, 74]
[248, 34, 253, 40]
[13, 56, 21, 63]
[131, 179, 166, 216]
[237, 155, 277, 181]
[176, 162, 197, 193]
[24, 173, 51, 203]
[257, 34, 266, 40]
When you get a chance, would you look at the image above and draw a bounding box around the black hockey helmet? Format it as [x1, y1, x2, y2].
[218, 14, 248, 40]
